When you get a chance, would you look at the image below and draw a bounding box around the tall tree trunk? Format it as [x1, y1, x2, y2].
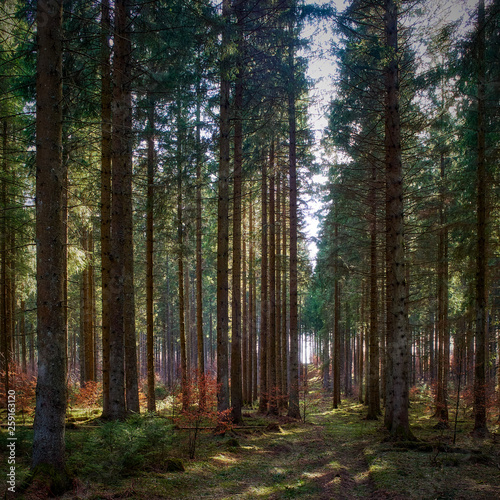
[333, 223, 341, 409]
[242, 205, 248, 404]
[473, 0, 488, 438]
[276, 171, 283, 405]
[81, 229, 95, 383]
[177, 109, 188, 410]
[108, 0, 131, 420]
[123, 110, 139, 414]
[435, 152, 449, 426]
[100, 0, 112, 418]
[195, 84, 205, 403]
[32, 0, 67, 470]
[367, 164, 380, 419]
[383, 0, 413, 440]
[231, 9, 244, 421]
[287, 3, 300, 420]
[20, 300, 26, 373]
[259, 153, 269, 414]
[184, 264, 192, 374]
[217, 0, 231, 416]
[268, 143, 278, 415]
[281, 174, 288, 404]
[146, 100, 156, 413]
[248, 201, 255, 404]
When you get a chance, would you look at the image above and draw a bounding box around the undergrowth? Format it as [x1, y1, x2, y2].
[1, 373, 499, 499]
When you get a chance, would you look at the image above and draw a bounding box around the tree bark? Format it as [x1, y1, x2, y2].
[383, 0, 413, 440]
[434, 152, 449, 426]
[281, 174, 288, 404]
[276, 171, 283, 406]
[249, 201, 255, 404]
[100, 0, 112, 418]
[259, 153, 269, 414]
[473, 0, 488, 438]
[231, 11, 244, 421]
[108, 0, 131, 420]
[367, 164, 380, 419]
[287, 3, 300, 419]
[177, 108, 188, 410]
[146, 100, 156, 413]
[32, 0, 67, 469]
[195, 84, 205, 403]
[217, 0, 231, 417]
[333, 223, 341, 409]
[268, 143, 278, 415]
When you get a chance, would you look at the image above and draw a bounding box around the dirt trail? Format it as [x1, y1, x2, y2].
[215, 403, 391, 500]
[267, 412, 380, 499]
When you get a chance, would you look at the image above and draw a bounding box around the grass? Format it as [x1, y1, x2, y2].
[1, 377, 499, 499]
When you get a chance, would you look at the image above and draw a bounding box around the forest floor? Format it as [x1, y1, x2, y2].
[2, 376, 500, 499]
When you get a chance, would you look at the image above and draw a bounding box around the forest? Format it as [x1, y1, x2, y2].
[0, 0, 499, 498]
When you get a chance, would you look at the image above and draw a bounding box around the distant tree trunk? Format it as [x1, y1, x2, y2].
[177, 110, 188, 410]
[434, 152, 449, 426]
[333, 223, 341, 409]
[184, 265, 192, 374]
[81, 229, 95, 383]
[497, 321, 500, 423]
[281, 174, 288, 403]
[259, 153, 269, 414]
[248, 202, 255, 404]
[190, 272, 196, 371]
[146, 100, 156, 413]
[242, 205, 248, 404]
[473, 0, 488, 438]
[383, 0, 413, 440]
[100, 0, 112, 419]
[252, 247, 258, 404]
[367, 164, 380, 419]
[20, 300, 26, 373]
[276, 172, 283, 404]
[322, 333, 330, 391]
[268, 143, 278, 415]
[358, 295, 365, 403]
[32, 0, 67, 469]
[123, 141, 139, 414]
[195, 85, 205, 402]
[166, 256, 174, 388]
[287, 3, 300, 419]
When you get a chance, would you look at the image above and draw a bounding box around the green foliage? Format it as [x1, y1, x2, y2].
[66, 414, 174, 483]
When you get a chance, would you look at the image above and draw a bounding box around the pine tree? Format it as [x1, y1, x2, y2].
[32, 0, 69, 477]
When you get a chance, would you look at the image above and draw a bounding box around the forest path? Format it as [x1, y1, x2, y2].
[120, 399, 398, 500]
[56, 393, 499, 499]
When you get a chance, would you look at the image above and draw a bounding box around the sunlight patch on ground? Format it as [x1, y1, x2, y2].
[302, 471, 323, 479]
[213, 453, 238, 465]
[328, 460, 342, 468]
[245, 485, 276, 497]
[271, 466, 287, 475]
[354, 470, 370, 483]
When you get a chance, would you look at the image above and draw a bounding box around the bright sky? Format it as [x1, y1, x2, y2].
[302, 0, 345, 265]
[301, 0, 485, 266]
